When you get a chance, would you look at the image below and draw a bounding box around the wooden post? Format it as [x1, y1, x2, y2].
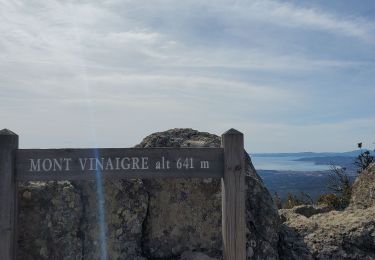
[221, 129, 246, 260]
[0, 129, 19, 260]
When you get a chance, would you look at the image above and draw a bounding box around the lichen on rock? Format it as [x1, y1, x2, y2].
[18, 181, 83, 260]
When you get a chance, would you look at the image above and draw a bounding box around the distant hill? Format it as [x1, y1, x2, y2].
[295, 156, 357, 172]
[251, 150, 366, 158]
[257, 170, 331, 200]
[252, 150, 374, 201]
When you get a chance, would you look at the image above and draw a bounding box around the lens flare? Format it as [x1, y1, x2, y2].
[93, 148, 108, 260]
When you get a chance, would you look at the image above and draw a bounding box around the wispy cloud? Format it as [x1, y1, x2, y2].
[1, 0, 374, 151]
[240, 117, 375, 152]
[245, 0, 375, 41]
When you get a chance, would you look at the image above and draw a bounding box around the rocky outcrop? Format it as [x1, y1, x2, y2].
[17, 128, 280, 260]
[279, 205, 375, 260]
[279, 204, 333, 220]
[279, 165, 375, 260]
[350, 163, 375, 209]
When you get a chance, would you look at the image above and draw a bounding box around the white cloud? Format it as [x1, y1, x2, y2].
[240, 117, 375, 152]
[245, 0, 374, 41]
[0, 0, 374, 151]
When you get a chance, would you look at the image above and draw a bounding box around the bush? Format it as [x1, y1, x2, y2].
[317, 193, 342, 210]
[283, 192, 313, 209]
[326, 165, 352, 209]
[354, 150, 374, 174]
[322, 144, 374, 209]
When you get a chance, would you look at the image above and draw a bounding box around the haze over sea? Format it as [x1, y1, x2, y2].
[251, 155, 331, 171]
[249, 151, 366, 200]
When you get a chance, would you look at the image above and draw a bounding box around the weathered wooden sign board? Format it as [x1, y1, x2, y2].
[16, 148, 224, 181]
[0, 129, 246, 260]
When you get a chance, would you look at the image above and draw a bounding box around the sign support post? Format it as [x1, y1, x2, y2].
[0, 129, 19, 260]
[221, 129, 246, 260]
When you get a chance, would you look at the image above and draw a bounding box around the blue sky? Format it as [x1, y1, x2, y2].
[1, 0, 374, 152]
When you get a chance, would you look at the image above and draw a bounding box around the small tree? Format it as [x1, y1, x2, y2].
[320, 143, 373, 209]
[317, 193, 341, 209]
[326, 165, 352, 209]
[283, 192, 313, 209]
[354, 150, 374, 174]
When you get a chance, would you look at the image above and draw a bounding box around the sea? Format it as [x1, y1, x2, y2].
[250, 155, 331, 171]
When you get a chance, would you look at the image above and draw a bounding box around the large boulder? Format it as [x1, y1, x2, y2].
[137, 128, 280, 260]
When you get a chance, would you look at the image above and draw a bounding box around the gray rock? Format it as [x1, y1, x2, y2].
[279, 204, 333, 222]
[278, 224, 314, 260]
[137, 128, 280, 260]
[350, 163, 375, 209]
[71, 179, 148, 259]
[279, 205, 375, 260]
[278, 165, 375, 260]
[180, 251, 219, 260]
[18, 179, 148, 259]
[279, 164, 375, 260]
[18, 181, 82, 260]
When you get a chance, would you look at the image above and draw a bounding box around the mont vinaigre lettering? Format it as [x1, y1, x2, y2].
[29, 157, 149, 172]
[16, 148, 221, 180]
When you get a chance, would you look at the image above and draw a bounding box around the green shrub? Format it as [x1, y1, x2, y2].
[283, 192, 312, 209]
[354, 150, 374, 174]
[317, 193, 342, 209]
[326, 165, 352, 209]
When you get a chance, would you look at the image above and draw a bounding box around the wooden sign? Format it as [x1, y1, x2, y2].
[0, 129, 246, 260]
[16, 148, 224, 181]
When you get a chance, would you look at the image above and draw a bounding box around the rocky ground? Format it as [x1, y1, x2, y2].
[17, 129, 375, 259]
[279, 164, 375, 260]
